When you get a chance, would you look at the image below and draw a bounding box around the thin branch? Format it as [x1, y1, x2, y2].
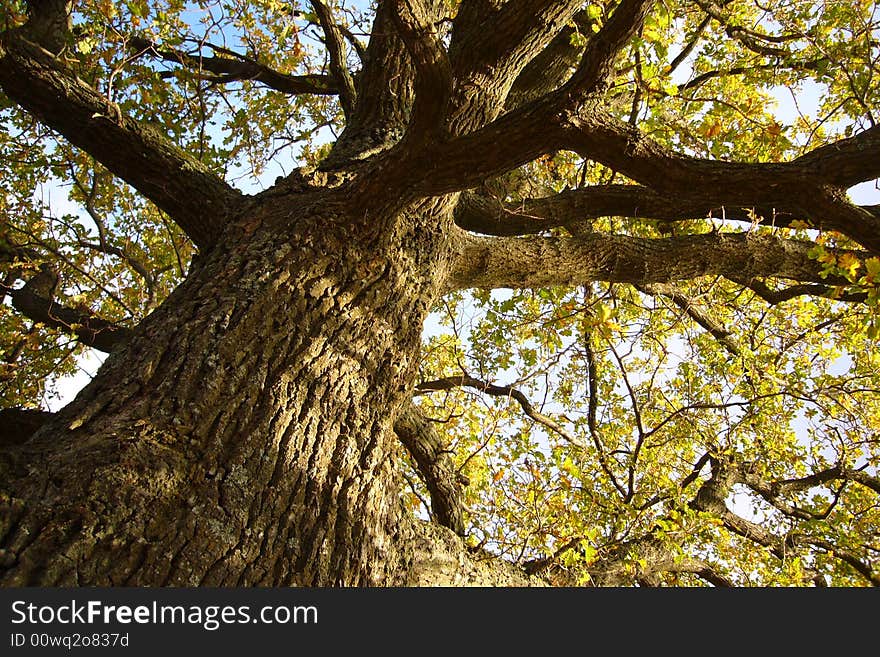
[417, 374, 587, 449]
[666, 14, 711, 74]
[604, 340, 646, 503]
[678, 58, 825, 92]
[694, 0, 804, 55]
[638, 283, 741, 356]
[679, 452, 713, 491]
[584, 331, 628, 497]
[691, 458, 874, 586]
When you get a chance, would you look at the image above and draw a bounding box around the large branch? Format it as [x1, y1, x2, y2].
[390, 0, 452, 142]
[309, 0, 357, 116]
[129, 37, 338, 96]
[504, 23, 583, 109]
[564, 109, 880, 195]
[0, 34, 243, 249]
[321, 1, 421, 165]
[22, 0, 71, 54]
[0, 408, 54, 448]
[393, 403, 467, 536]
[585, 536, 735, 587]
[452, 185, 820, 236]
[390, 73, 880, 252]
[792, 124, 880, 187]
[448, 231, 856, 292]
[448, 0, 582, 83]
[740, 463, 880, 499]
[692, 457, 877, 586]
[562, 111, 880, 253]
[564, 0, 654, 99]
[1, 280, 132, 353]
[445, 0, 584, 133]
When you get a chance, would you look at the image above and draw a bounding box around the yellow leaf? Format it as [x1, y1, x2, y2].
[766, 121, 783, 137]
[838, 252, 861, 278]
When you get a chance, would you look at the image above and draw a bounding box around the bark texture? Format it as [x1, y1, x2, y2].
[0, 188, 464, 585]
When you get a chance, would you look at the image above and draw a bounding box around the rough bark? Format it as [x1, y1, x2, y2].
[449, 231, 849, 292]
[0, 187, 469, 586]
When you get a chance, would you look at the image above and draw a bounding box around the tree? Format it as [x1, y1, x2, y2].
[0, 0, 878, 587]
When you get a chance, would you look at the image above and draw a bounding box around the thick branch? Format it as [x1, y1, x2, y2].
[391, 103, 877, 262]
[391, 0, 452, 142]
[309, 0, 357, 116]
[792, 124, 880, 186]
[584, 533, 734, 587]
[449, 0, 582, 85]
[0, 408, 54, 448]
[505, 24, 582, 109]
[322, 1, 419, 165]
[649, 558, 735, 587]
[0, 34, 243, 249]
[452, 185, 814, 236]
[129, 37, 338, 96]
[797, 537, 880, 587]
[445, 0, 584, 133]
[740, 463, 880, 498]
[563, 111, 880, 253]
[692, 457, 875, 586]
[449, 231, 855, 292]
[564, 0, 654, 98]
[394, 403, 467, 536]
[23, 0, 71, 54]
[1, 281, 132, 353]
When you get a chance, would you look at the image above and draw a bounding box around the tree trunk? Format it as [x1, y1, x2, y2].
[0, 184, 505, 586]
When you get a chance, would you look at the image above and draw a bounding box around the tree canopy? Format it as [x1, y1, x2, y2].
[1, 0, 879, 586]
